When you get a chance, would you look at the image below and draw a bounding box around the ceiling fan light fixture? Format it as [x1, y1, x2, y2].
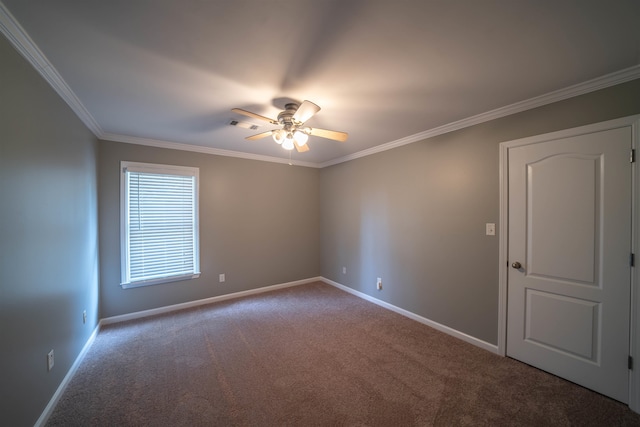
[293, 130, 308, 146]
[282, 137, 295, 150]
[272, 129, 286, 144]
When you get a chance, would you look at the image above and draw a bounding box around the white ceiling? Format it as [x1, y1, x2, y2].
[2, 0, 640, 166]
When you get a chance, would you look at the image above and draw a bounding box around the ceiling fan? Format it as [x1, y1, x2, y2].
[231, 100, 348, 153]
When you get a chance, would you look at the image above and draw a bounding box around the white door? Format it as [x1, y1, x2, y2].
[506, 125, 632, 403]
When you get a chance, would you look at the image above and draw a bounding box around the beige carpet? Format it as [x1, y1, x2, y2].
[46, 282, 640, 426]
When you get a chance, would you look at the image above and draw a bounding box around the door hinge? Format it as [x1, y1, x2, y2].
[632, 253, 636, 267]
[629, 356, 634, 370]
[632, 149, 636, 163]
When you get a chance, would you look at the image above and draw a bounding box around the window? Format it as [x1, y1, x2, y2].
[120, 161, 200, 288]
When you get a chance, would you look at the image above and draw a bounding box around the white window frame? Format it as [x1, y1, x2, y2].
[120, 161, 200, 289]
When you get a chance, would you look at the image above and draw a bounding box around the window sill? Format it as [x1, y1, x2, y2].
[121, 272, 201, 289]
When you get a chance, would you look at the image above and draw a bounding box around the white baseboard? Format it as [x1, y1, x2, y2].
[321, 277, 499, 354]
[34, 324, 100, 427]
[101, 276, 499, 355]
[100, 277, 322, 326]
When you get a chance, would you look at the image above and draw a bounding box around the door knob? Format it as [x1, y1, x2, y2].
[511, 261, 522, 269]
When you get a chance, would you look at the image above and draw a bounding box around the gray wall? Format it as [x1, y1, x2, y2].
[319, 78, 640, 345]
[99, 142, 320, 318]
[0, 36, 99, 426]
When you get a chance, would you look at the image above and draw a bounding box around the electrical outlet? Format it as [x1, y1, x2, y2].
[376, 277, 382, 290]
[83, 310, 87, 324]
[342, 266, 347, 274]
[219, 273, 225, 283]
[47, 350, 54, 371]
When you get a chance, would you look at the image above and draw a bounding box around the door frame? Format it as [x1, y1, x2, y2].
[497, 115, 640, 411]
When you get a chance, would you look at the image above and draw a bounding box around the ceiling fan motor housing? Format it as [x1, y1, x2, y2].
[278, 103, 300, 123]
[277, 103, 301, 133]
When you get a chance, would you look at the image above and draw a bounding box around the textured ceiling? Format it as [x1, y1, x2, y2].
[2, 0, 640, 166]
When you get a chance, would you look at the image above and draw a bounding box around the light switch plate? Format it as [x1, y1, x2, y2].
[486, 223, 496, 236]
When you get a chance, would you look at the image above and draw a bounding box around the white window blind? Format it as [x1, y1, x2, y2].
[121, 162, 200, 288]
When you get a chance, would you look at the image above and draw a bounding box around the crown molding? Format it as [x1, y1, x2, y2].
[0, 2, 102, 136]
[3, 0, 639, 169]
[320, 64, 640, 168]
[100, 133, 320, 168]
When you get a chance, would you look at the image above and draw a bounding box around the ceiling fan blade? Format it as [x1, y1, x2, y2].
[295, 143, 310, 153]
[309, 128, 348, 142]
[232, 108, 278, 124]
[245, 130, 273, 140]
[292, 100, 320, 123]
